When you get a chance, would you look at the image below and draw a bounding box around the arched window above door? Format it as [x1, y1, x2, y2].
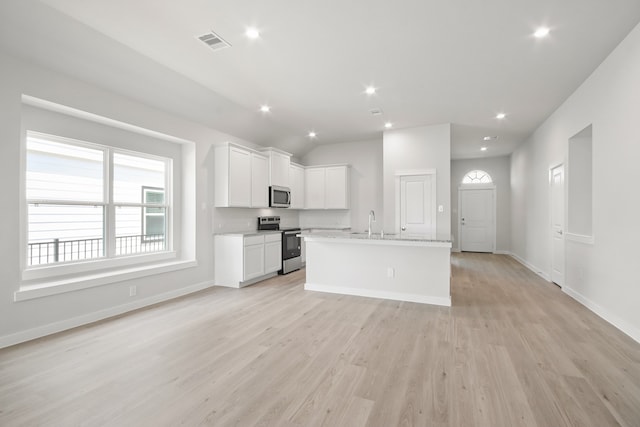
[462, 170, 492, 184]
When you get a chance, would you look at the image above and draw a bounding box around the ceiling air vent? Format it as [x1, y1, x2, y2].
[197, 31, 231, 52]
[370, 108, 383, 116]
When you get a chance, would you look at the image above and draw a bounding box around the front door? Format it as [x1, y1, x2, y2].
[460, 188, 494, 252]
[550, 164, 565, 286]
[400, 174, 436, 238]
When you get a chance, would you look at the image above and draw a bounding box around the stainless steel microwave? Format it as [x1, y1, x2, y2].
[269, 185, 291, 208]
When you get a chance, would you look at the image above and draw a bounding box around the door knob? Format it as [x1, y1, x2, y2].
[401, 226, 406, 231]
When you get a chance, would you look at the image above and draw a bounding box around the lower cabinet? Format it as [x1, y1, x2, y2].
[264, 239, 282, 274]
[215, 233, 282, 287]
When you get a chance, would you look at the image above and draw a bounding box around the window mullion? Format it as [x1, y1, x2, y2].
[105, 149, 116, 258]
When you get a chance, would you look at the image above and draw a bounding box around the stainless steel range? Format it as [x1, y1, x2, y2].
[257, 216, 301, 275]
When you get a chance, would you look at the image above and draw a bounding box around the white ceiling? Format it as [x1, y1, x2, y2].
[3, 1, 640, 158]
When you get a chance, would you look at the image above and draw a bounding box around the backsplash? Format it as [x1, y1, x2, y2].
[212, 207, 300, 233]
[299, 210, 351, 230]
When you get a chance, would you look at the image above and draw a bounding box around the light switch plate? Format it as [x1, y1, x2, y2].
[438, 205, 444, 213]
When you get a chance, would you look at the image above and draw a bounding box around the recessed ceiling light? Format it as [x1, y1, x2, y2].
[308, 131, 317, 138]
[496, 113, 506, 119]
[384, 122, 393, 129]
[245, 27, 260, 39]
[260, 105, 270, 113]
[534, 27, 550, 38]
[483, 136, 497, 141]
[365, 86, 376, 95]
[481, 147, 488, 151]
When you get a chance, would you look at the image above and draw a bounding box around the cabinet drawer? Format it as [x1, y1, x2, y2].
[244, 235, 265, 246]
[264, 233, 282, 243]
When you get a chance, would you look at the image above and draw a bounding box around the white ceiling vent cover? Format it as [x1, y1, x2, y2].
[197, 31, 231, 51]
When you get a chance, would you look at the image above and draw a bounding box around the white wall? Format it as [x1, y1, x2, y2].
[0, 50, 254, 347]
[511, 21, 640, 342]
[301, 139, 383, 232]
[383, 124, 451, 238]
[451, 156, 511, 252]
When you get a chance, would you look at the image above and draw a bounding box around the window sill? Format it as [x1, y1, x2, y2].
[15, 259, 198, 302]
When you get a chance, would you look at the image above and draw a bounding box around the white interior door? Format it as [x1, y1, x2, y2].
[551, 164, 565, 286]
[459, 188, 494, 252]
[400, 174, 436, 238]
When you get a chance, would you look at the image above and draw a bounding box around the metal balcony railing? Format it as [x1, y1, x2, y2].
[27, 234, 165, 266]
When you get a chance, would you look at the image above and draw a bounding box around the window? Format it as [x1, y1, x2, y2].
[26, 131, 171, 267]
[462, 170, 493, 184]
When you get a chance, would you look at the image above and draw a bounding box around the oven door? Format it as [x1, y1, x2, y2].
[269, 186, 291, 208]
[282, 230, 301, 259]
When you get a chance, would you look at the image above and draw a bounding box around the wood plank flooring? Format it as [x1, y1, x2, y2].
[1, 253, 639, 426]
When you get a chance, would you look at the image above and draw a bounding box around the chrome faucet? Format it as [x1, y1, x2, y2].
[368, 210, 376, 237]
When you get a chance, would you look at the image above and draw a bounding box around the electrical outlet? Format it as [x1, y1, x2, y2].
[129, 286, 137, 297]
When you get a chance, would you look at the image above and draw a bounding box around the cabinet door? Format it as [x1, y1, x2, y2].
[289, 165, 305, 209]
[243, 244, 265, 281]
[305, 168, 325, 209]
[228, 147, 251, 207]
[325, 166, 349, 209]
[264, 241, 282, 273]
[251, 153, 269, 208]
[270, 152, 290, 187]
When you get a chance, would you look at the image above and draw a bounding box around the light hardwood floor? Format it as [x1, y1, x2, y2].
[1, 253, 639, 426]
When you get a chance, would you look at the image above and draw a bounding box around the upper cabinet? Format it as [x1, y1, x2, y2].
[304, 165, 350, 209]
[261, 148, 291, 188]
[215, 143, 268, 208]
[325, 166, 350, 209]
[250, 152, 269, 208]
[289, 163, 305, 209]
[215, 143, 349, 210]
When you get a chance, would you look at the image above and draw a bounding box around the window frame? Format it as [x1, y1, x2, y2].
[22, 131, 174, 281]
[462, 170, 493, 184]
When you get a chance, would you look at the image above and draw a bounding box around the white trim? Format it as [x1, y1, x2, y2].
[493, 250, 511, 255]
[304, 283, 451, 307]
[16, 259, 197, 301]
[562, 286, 640, 344]
[394, 168, 436, 177]
[1, 278, 212, 349]
[565, 233, 595, 245]
[458, 186, 496, 253]
[22, 95, 193, 145]
[509, 252, 551, 282]
[22, 251, 178, 281]
[451, 247, 461, 253]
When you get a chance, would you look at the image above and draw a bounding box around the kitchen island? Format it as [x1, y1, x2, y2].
[301, 232, 452, 306]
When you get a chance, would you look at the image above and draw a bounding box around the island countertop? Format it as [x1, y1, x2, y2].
[299, 231, 452, 248]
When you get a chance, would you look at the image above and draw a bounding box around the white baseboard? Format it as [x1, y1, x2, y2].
[494, 250, 511, 255]
[508, 253, 551, 281]
[0, 280, 215, 349]
[304, 283, 451, 307]
[451, 247, 461, 253]
[562, 286, 640, 344]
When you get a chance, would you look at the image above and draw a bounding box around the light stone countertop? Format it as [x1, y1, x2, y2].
[215, 230, 282, 237]
[299, 231, 452, 248]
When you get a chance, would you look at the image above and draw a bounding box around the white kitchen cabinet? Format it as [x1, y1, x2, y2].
[215, 143, 270, 208]
[251, 152, 269, 208]
[305, 167, 326, 209]
[264, 234, 283, 273]
[289, 163, 305, 209]
[243, 241, 265, 281]
[304, 165, 350, 209]
[325, 166, 349, 209]
[262, 148, 291, 187]
[214, 233, 282, 287]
